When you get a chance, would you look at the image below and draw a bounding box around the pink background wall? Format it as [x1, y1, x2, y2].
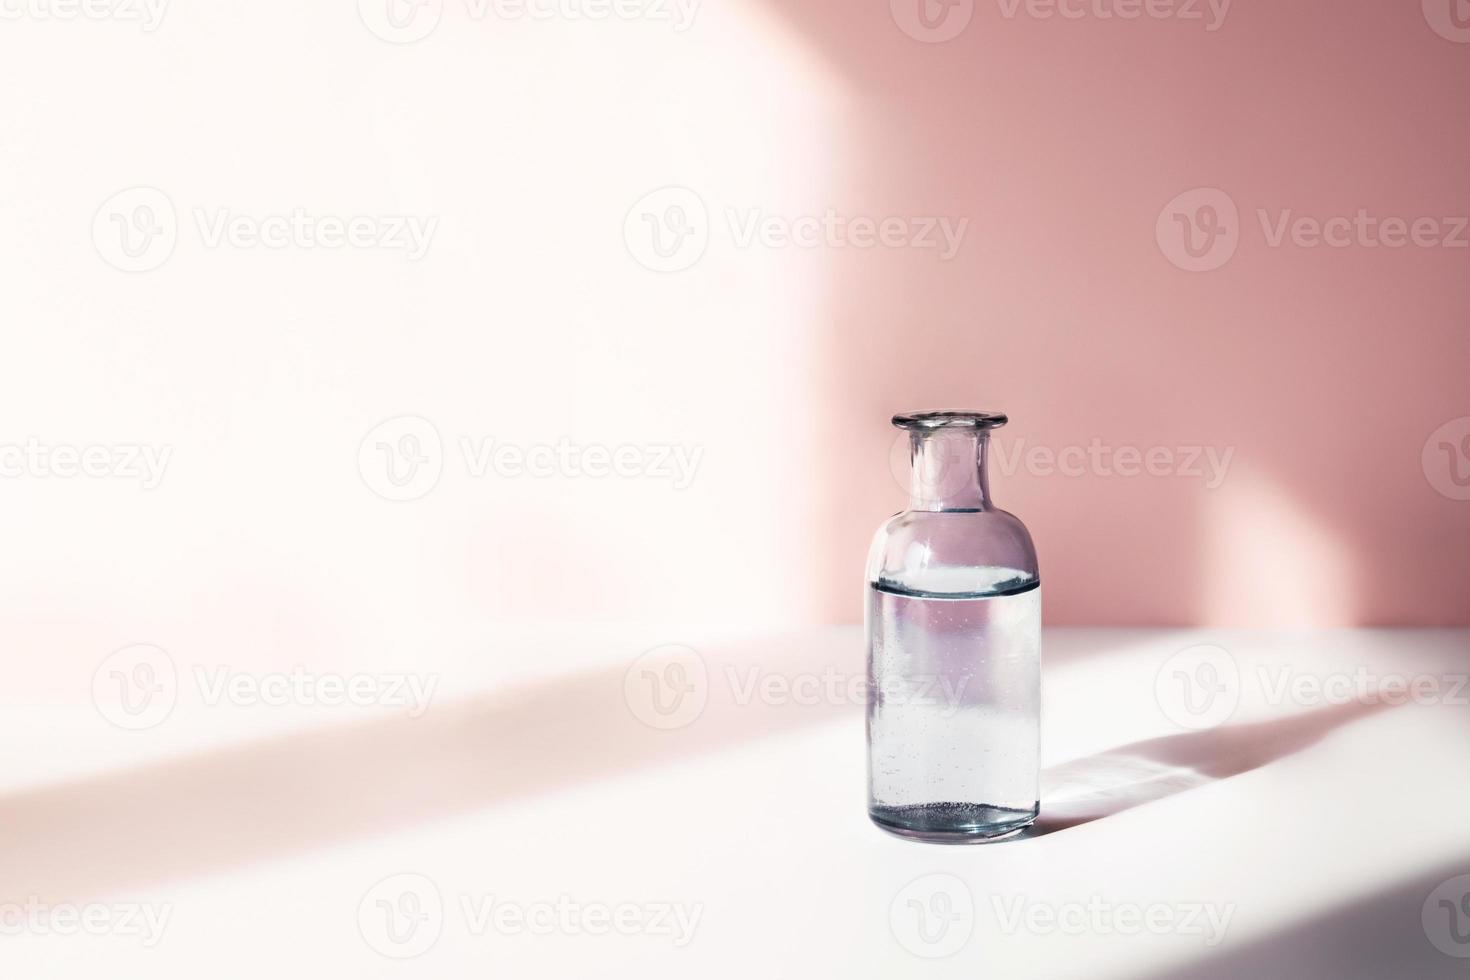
[2, 0, 1465, 639]
[770, 0, 1470, 626]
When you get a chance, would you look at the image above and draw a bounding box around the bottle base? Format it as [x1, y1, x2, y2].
[869, 802, 1038, 844]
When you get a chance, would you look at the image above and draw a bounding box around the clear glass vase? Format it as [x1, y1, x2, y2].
[866, 410, 1041, 843]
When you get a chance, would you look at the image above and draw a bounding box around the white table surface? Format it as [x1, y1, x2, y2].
[2, 626, 1468, 978]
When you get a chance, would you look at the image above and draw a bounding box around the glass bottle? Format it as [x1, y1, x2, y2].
[866, 410, 1041, 843]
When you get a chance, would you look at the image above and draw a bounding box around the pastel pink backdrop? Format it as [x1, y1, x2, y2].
[767, 0, 1470, 626]
[0, 0, 1464, 642]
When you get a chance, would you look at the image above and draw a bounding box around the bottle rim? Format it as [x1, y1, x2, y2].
[892, 410, 1008, 431]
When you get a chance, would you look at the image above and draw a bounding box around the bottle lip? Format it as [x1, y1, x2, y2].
[892, 410, 1008, 431]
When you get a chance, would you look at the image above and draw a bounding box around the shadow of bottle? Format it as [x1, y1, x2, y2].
[1023, 697, 1396, 838]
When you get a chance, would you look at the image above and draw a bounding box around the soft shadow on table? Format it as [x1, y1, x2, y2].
[1023, 698, 1394, 839]
[0, 631, 868, 905]
[0, 625, 1145, 905]
[1134, 856, 1470, 980]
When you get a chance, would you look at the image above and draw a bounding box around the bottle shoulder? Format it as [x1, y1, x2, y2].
[867, 508, 1039, 594]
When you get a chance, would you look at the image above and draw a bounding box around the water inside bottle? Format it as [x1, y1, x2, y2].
[867, 573, 1041, 841]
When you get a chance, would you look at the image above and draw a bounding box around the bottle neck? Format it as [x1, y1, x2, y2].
[909, 428, 992, 512]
